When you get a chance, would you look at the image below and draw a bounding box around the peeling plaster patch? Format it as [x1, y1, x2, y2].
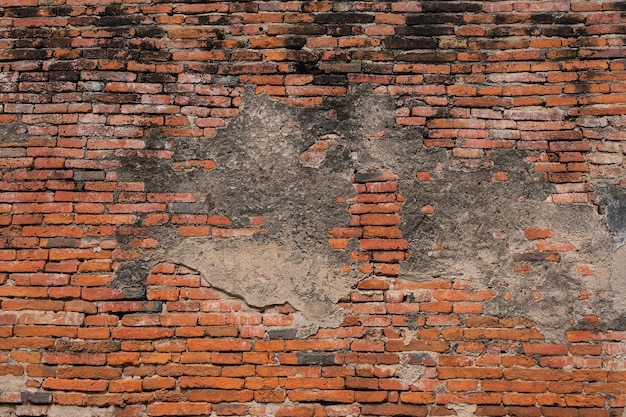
[118, 87, 417, 333]
[117, 88, 620, 340]
[0, 375, 30, 392]
[47, 406, 114, 417]
[168, 240, 356, 335]
[448, 404, 478, 417]
[397, 360, 425, 386]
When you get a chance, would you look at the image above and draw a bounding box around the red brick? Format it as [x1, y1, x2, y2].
[147, 402, 212, 416]
[42, 378, 108, 392]
[361, 404, 427, 416]
[111, 328, 173, 340]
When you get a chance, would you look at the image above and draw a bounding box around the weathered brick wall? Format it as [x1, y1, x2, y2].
[1, 1, 626, 416]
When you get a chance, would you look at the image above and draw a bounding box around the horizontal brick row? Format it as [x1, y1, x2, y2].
[0, 266, 624, 415]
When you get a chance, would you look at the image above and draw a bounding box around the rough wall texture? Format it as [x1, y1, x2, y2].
[1, 0, 626, 416]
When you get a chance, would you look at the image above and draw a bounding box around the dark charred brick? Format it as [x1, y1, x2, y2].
[187, 62, 219, 74]
[55, 340, 121, 353]
[302, 1, 333, 12]
[494, 14, 526, 25]
[382, 37, 438, 50]
[283, 37, 307, 50]
[10, 6, 75, 17]
[141, 51, 172, 62]
[93, 93, 141, 104]
[2, 50, 50, 61]
[609, 1, 626, 10]
[100, 4, 123, 15]
[69, 16, 99, 26]
[196, 15, 240, 26]
[396, 26, 454, 37]
[51, 6, 74, 16]
[139, 73, 177, 83]
[19, 73, 47, 82]
[542, 26, 577, 37]
[398, 52, 457, 63]
[354, 171, 395, 183]
[73, 171, 106, 181]
[313, 74, 347, 86]
[281, 51, 318, 62]
[10, 28, 54, 39]
[423, 75, 454, 85]
[43, 238, 81, 249]
[486, 27, 538, 38]
[531, 14, 555, 24]
[230, 2, 258, 12]
[314, 13, 375, 24]
[327, 25, 364, 37]
[296, 352, 336, 365]
[274, 25, 327, 36]
[294, 61, 322, 75]
[555, 14, 586, 24]
[267, 328, 298, 340]
[49, 71, 80, 82]
[512, 252, 560, 263]
[21, 392, 52, 405]
[97, 15, 143, 27]
[5, 7, 41, 18]
[362, 62, 394, 74]
[472, 40, 530, 50]
[547, 49, 578, 60]
[48, 60, 96, 71]
[82, 49, 133, 60]
[421, 1, 482, 13]
[321, 52, 351, 62]
[405, 13, 465, 25]
[14, 39, 44, 49]
[407, 353, 437, 366]
[43, 38, 72, 49]
[134, 26, 167, 38]
[353, 51, 394, 61]
[129, 40, 158, 51]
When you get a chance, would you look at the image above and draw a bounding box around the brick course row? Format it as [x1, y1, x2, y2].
[1, 265, 626, 416]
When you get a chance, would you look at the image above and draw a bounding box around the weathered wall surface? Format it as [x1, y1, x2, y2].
[1, 0, 626, 416]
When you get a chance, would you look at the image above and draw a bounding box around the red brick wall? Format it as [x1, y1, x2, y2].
[1, 1, 626, 416]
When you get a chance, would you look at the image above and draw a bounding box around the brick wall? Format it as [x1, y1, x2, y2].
[1, 1, 626, 416]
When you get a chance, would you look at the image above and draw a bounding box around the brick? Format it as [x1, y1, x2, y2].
[360, 239, 408, 251]
[361, 404, 427, 416]
[147, 402, 212, 416]
[111, 328, 173, 340]
[42, 378, 108, 392]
